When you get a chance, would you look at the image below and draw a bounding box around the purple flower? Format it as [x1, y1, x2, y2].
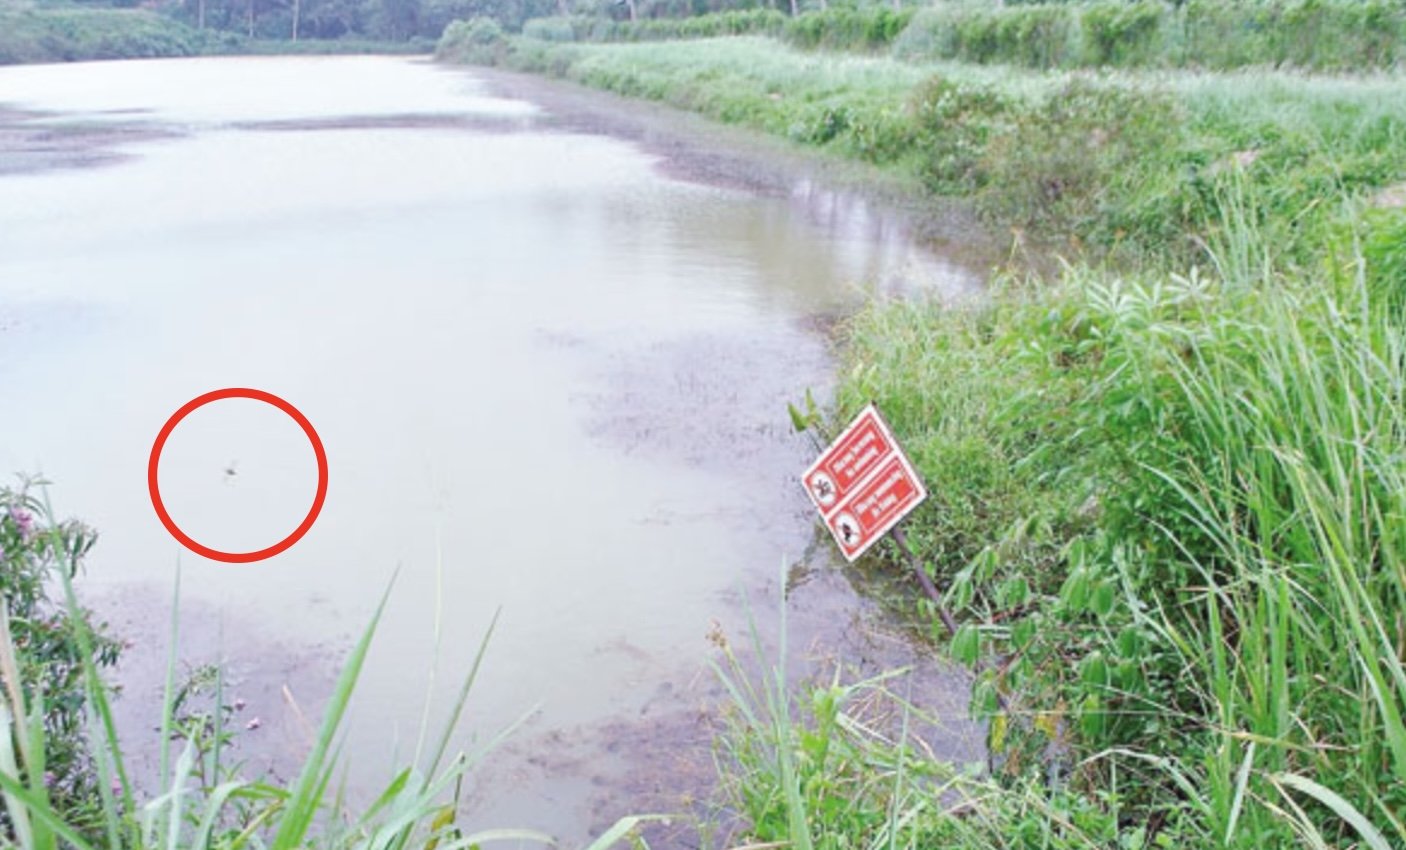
[8, 507, 35, 542]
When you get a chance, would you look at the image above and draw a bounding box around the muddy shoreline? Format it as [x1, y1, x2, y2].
[466, 64, 1003, 271]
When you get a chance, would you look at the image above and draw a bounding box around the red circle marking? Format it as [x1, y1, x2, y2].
[147, 388, 328, 564]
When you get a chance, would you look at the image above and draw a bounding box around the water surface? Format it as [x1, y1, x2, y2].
[0, 55, 983, 845]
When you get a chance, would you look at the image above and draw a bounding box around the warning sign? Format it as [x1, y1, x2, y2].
[802, 404, 926, 561]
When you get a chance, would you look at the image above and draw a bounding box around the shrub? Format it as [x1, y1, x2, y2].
[0, 9, 209, 64]
[983, 79, 1177, 234]
[0, 480, 120, 834]
[910, 75, 1179, 242]
[908, 74, 1012, 194]
[893, 0, 1406, 72]
[1078, 0, 1163, 65]
[782, 6, 914, 52]
[559, 8, 786, 42]
[895, 4, 1080, 68]
[434, 16, 505, 62]
[522, 14, 576, 41]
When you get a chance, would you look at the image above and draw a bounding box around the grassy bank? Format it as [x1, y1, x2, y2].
[720, 169, 1406, 850]
[893, 0, 1406, 72]
[522, 6, 914, 52]
[439, 33, 1406, 267]
[517, 0, 1406, 71]
[437, 25, 1406, 849]
[819, 216, 1406, 845]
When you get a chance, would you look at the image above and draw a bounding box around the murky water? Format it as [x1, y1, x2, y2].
[0, 56, 984, 845]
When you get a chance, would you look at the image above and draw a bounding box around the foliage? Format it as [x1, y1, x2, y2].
[521, 13, 576, 40]
[435, 14, 505, 60]
[520, 9, 786, 42]
[833, 214, 1406, 845]
[0, 482, 120, 837]
[894, 0, 1406, 71]
[0, 9, 219, 63]
[1359, 206, 1406, 318]
[781, 6, 913, 52]
[518, 7, 908, 51]
[712, 569, 1201, 848]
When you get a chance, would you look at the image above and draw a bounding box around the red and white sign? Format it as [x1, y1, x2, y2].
[802, 404, 926, 561]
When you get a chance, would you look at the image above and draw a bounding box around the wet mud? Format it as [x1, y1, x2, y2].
[513, 318, 984, 846]
[90, 582, 338, 788]
[470, 568, 982, 849]
[0, 107, 181, 175]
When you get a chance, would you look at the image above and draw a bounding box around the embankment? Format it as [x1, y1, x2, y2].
[439, 28, 1406, 849]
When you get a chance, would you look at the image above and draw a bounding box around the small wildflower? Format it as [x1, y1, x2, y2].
[9, 507, 35, 542]
[245, 717, 262, 731]
[233, 697, 247, 711]
[43, 772, 55, 788]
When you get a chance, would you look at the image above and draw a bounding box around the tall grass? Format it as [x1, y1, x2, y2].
[827, 199, 1406, 846]
[893, 0, 1406, 72]
[1123, 267, 1406, 845]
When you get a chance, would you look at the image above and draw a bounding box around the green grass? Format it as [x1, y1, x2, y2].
[805, 198, 1406, 847]
[441, 34, 1406, 268]
[893, 0, 1406, 72]
[463, 28, 1406, 850]
[528, 0, 1406, 71]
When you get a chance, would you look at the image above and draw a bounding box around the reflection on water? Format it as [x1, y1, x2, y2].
[0, 55, 983, 845]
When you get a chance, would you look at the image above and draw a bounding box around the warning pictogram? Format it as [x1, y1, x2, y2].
[802, 404, 926, 561]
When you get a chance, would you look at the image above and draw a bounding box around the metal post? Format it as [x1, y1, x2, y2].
[889, 525, 959, 639]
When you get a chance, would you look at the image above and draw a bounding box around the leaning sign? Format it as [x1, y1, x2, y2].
[802, 404, 927, 561]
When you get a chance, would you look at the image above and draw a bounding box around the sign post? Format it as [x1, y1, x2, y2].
[801, 403, 957, 636]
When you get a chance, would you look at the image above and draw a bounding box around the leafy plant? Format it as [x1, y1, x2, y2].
[0, 480, 120, 837]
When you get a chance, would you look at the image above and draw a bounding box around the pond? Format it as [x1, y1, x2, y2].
[0, 55, 984, 846]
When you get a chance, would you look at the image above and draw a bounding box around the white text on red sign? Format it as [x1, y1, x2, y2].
[801, 404, 927, 561]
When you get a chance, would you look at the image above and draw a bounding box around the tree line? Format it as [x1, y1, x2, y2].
[113, 0, 784, 41]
